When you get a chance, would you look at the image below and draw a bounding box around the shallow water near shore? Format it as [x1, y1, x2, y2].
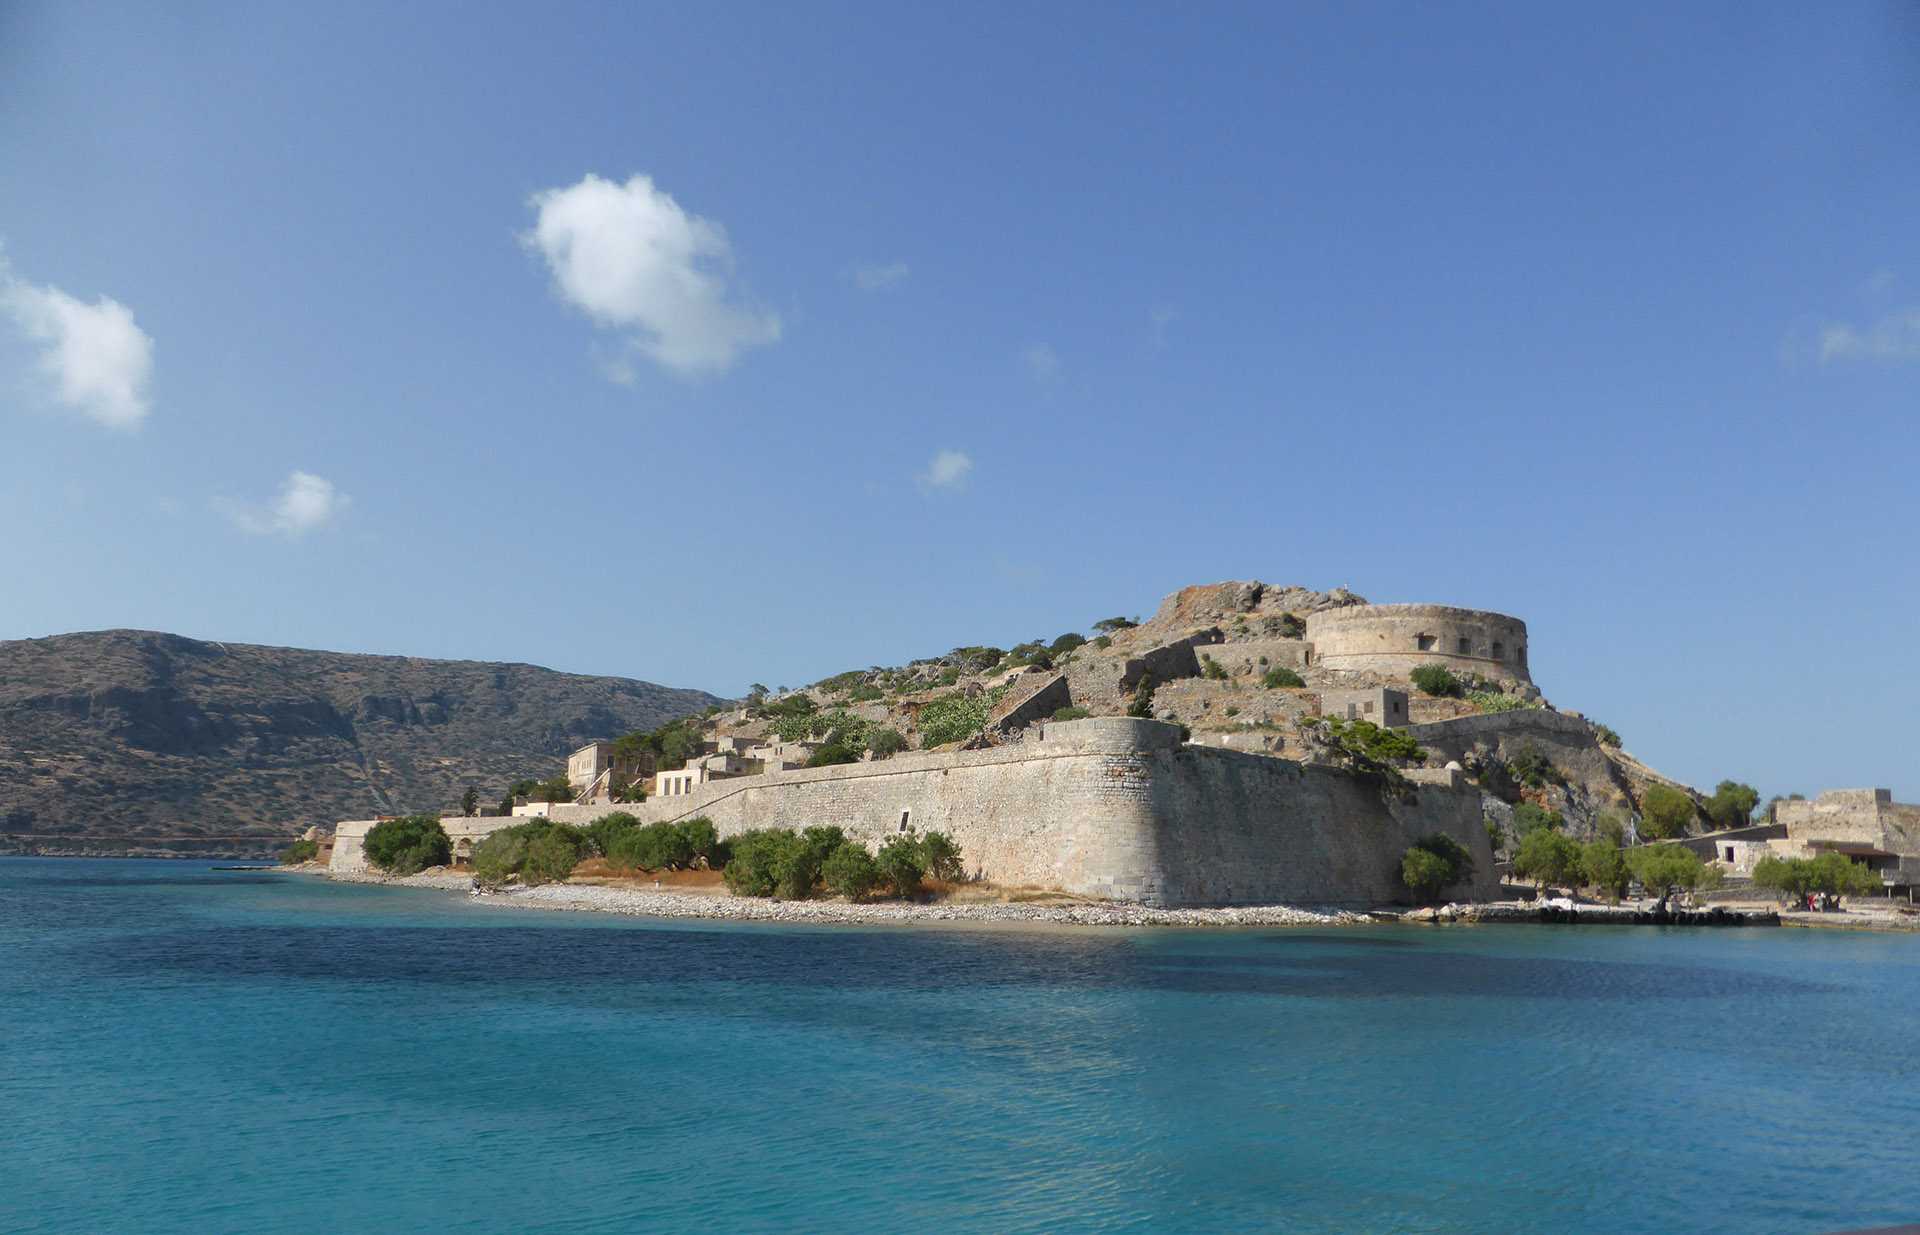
[4, 858, 1917, 1234]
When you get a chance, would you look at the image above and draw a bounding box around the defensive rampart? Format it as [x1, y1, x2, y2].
[1306, 603, 1531, 684]
[330, 718, 1495, 907]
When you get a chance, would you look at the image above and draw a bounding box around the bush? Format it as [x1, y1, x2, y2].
[1410, 664, 1464, 697]
[1580, 840, 1631, 901]
[919, 830, 963, 881]
[1049, 632, 1088, 657]
[1627, 844, 1720, 900]
[586, 811, 642, 858]
[1092, 617, 1137, 633]
[867, 727, 908, 759]
[678, 817, 720, 866]
[822, 841, 882, 900]
[472, 819, 587, 887]
[721, 829, 791, 897]
[807, 742, 863, 767]
[1262, 667, 1305, 689]
[919, 693, 990, 746]
[279, 837, 319, 864]
[1591, 721, 1622, 747]
[1468, 692, 1536, 714]
[1126, 673, 1156, 719]
[1052, 706, 1092, 722]
[363, 815, 451, 875]
[1400, 833, 1474, 903]
[1202, 656, 1228, 681]
[1705, 780, 1760, 829]
[609, 821, 694, 872]
[1640, 784, 1697, 839]
[1753, 852, 1876, 909]
[1513, 828, 1583, 893]
[876, 833, 927, 899]
[1511, 802, 1563, 835]
[1092, 635, 1112, 650]
[1508, 743, 1559, 788]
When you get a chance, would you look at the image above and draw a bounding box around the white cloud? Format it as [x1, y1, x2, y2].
[523, 172, 780, 378]
[1818, 309, 1920, 364]
[217, 470, 349, 536]
[852, 261, 910, 291]
[919, 448, 973, 491]
[1024, 342, 1061, 382]
[1, 259, 154, 428]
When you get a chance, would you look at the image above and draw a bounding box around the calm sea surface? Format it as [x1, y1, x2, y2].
[2, 858, 1916, 1234]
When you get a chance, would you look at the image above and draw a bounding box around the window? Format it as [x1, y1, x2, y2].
[899, 810, 912, 832]
[1416, 634, 1436, 652]
[1457, 637, 1471, 655]
[1492, 641, 1504, 661]
[1725, 846, 1735, 863]
[1363, 701, 1375, 714]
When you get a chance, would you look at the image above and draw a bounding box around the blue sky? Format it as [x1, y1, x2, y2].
[2, 2, 1916, 800]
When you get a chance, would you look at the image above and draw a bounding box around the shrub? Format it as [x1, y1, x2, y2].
[279, 838, 318, 864]
[532, 774, 574, 803]
[1049, 632, 1088, 657]
[721, 829, 791, 897]
[867, 727, 908, 759]
[1753, 852, 1876, 909]
[1511, 802, 1563, 835]
[586, 811, 642, 858]
[1513, 828, 1583, 893]
[1092, 617, 1137, 633]
[876, 833, 927, 899]
[1225, 706, 1239, 717]
[1468, 691, 1536, 714]
[611, 821, 694, 872]
[1640, 784, 1697, 839]
[1508, 743, 1559, 788]
[822, 841, 882, 900]
[919, 693, 990, 746]
[1580, 840, 1631, 901]
[677, 817, 720, 867]
[1591, 721, 1622, 747]
[1202, 656, 1228, 681]
[1627, 844, 1720, 900]
[919, 830, 963, 881]
[1276, 612, 1306, 638]
[1262, 667, 1306, 689]
[1705, 780, 1760, 829]
[807, 742, 863, 767]
[1400, 833, 1474, 903]
[1410, 664, 1464, 697]
[363, 815, 451, 875]
[771, 826, 844, 899]
[1092, 635, 1112, 650]
[1052, 706, 1092, 722]
[472, 819, 586, 887]
[1126, 672, 1156, 719]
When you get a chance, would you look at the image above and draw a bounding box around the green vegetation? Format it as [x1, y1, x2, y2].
[1591, 721, 1622, 747]
[460, 786, 480, 816]
[720, 827, 960, 901]
[363, 814, 450, 875]
[1507, 743, 1560, 789]
[279, 837, 318, 864]
[918, 692, 990, 746]
[1409, 664, 1464, 697]
[1705, 780, 1760, 829]
[875, 833, 928, 898]
[611, 715, 709, 772]
[1752, 852, 1878, 910]
[1626, 843, 1721, 901]
[1049, 632, 1088, 657]
[1091, 635, 1112, 650]
[586, 811, 642, 858]
[1276, 612, 1306, 638]
[472, 819, 589, 887]
[1092, 616, 1137, 633]
[1639, 784, 1697, 839]
[1261, 666, 1305, 689]
[807, 742, 863, 767]
[814, 669, 871, 695]
[1051, 705, 1092, 722]
[1468, 691, 1537, 714]
[1579, 839, 1632, 901]
[867, 727, 908, 758]
[1311, 716, 1426, 780]
[1513, 828, 1583, 893]
[821, 841, 882, 899]
[1511, 801, 1564, 835]
[1126, 673, 1156, 719]
[1400, 833, 1474, 903]
[1201, 655, 1228, 681]
[918, 830, 963, 881]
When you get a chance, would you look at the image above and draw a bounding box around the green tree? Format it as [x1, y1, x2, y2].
[867, 727, 908, 759]
[460, 785, 480, 816]
[918, 830, 963, 881]
[1092, 616, 1137, 633]
[522, 824, 590, 884]
[1705, 780, 1760, 829]
[1513, 828, 1583, 894]
[1399, 833, 1474, 903]
[533, 773, 573, 803]
[1579, 839, 1632, 902]
[1126, 671, 1157, 719]
[279, 837, 318, 865]
[612, 821, 694, 872]
[1049, 632, 1088, 657]
[1262, 667, 1306, 689]
[807, 742, 863, 767]
[677, 817, 720, 867]
[1627, 843, 1720, 903]
[1051, 706, 1092, 722]
[1409, 664, 1464, 697]
[362, 815, 450, 875]
[1591, 721, 1622, 747]
[1755, 852, 1877, 910]
[822, 841, 882, 900]
[721, 829, 791, 897]
[586, 811, 642, 858]
[1511, 802, 1563, 836]
[876, 833, 927, 899]
[1640, 784, 1697, 839]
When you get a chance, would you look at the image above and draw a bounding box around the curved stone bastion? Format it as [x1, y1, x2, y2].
[331, 717, 1497, 907]
[1305, 603, 1531, 684]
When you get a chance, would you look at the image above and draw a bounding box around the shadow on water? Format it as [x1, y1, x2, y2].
[79, 920, 1837, 1003]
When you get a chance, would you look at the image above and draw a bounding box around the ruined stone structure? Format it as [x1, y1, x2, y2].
[330, 718, 1496, 907]
[1305, 604, 1531, 684]
[1318, 687, 1410, 728]
[1769, 789, 1920, 890]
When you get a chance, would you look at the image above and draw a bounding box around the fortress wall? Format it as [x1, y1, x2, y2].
[330, 718, 1493, 907]
[1193, 639, 1309, 676]
[1407, 709, 1632, 811]
[1306, 604, 1531, 684]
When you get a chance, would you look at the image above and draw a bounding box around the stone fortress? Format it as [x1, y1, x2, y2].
[326, 580, 1918, 904]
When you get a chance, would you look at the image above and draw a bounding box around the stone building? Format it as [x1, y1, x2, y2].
[566, 740, 653, 803]
[1766, 789, 1920, 893]
[1305, 604, 1531, 684]
[1317, 687, 1410, 728]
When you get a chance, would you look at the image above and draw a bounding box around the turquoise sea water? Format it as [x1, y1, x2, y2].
[3, 859, 1917, 1234]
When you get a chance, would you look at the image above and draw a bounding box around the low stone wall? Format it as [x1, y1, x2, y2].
[1193, 639, 1310, 677]
[330, 718, 1495, 907]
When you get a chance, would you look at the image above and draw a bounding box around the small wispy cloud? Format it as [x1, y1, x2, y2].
[523, 172, 780, 379]
[1149, 306, 1176, 351]
[919, 448, 973, 492]
[1, 255, 154, 429]
[1818, 309, 1920, 364]
[851, 261, 910, 291]
[1024, 342, 1061, 382]
[217, 470, 350, 536]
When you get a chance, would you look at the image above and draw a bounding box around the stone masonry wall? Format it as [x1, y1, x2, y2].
[330, 718, 1494, 907]
[1306, 603, 1531, 684]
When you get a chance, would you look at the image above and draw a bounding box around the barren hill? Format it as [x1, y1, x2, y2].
[0, 630, 723, 857]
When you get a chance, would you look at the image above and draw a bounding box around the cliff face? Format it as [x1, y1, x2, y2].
[0, 630, 723, 855]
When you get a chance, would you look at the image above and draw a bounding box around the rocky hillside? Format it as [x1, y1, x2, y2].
[0, 630, 723, 857]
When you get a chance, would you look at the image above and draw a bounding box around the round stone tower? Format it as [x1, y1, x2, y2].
[1305, 603, 1531, 685]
